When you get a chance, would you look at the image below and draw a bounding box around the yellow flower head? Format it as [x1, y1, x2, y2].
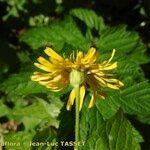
[31, 47, 124, 111]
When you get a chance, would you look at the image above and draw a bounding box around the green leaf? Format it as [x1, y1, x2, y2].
[12, 97, 62, 131]
[80, 96, 104, 142]
[71, 8, 106, 32]
[137, 115, 150, 124]
[21, 17, 90, 51]
[32, 127, 57, 150]
[96, 25, 139, 53]
[118, 81, 150, 116]
[0, 72, 50, 99]
[82, 111, 141, 150]
[4, 131, 34, 150]
[117, 60, 141, 77]
[96, 81, 150, 120]
[126, 42, 149, 64]
[57, 103, 75, 149]
[0, 99, 10, 117]
[96, 96, 119, 119]
[96, 25, 149, 65]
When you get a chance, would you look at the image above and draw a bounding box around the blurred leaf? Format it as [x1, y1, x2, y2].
[29, 14, 50, 27]
[12, 97, 62, 131]
[82, 111, 141, 150]
[32, 127, 57, 150]
[137, 115, 150, 124]
[21, 17, 90, 51]
[17, 51, 32, 63]
[4, 131, 34, 150]
[0, 100, 10, 117]
[3, 0, 27, 21]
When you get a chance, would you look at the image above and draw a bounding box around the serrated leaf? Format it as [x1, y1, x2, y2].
[96, 25, 149, 65]
[118, 81, 150, 116]
[21, 17, 90, 51]
[96, 25, 139, 53]
[96, 96, 119, 119]
[71, 8, 106, 32]
[96, 81, 150, 120]
[80, 96, 104, 142]
[131, 126, 144, 143]
[82, 111, 141, 150]
[0, 72, 50, 99]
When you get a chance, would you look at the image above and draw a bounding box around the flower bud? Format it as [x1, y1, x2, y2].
[69, 70, 84, 88]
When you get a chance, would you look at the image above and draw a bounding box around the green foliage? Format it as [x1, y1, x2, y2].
[21, 17, 90, 51]
[0, 7, 150, 150]
[2, 0, 27, 21]
[0, 72, 50, 99]
[81, 111, 142, 150]
[79, 97, 104, 142]
[29, 14, 50, 27]
[71, 8, 106, 32]
[12, 97, 62, 131]
[4, 132, 34, 150]
[96, 81, 150, 119]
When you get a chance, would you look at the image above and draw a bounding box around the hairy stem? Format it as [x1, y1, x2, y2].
[75, 86, 80, 150]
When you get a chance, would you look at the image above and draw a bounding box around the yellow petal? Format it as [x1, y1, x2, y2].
[90, 69, 100, 74]
[66, 88, 76, 111]
[106, 83, 120, 90]
[31, 74, 51, 81]
[76, 51, 83, 62]
[119, 81, 124, 86]
[37, 57, 54, 69]
[82, 47, 96, 62]
[99, 94, 105, 100]
[79, 85, 85, 111]
[38, 75, 62, 86]
[94, 75, 106, 85]
[88, 94, 95, 108]
[108, 49, 116, 63]
[48, 75, 62, 83]
[99, 62, 117, 70]
[103, 78, 124, 87]
[50, 57, 60, 64]
[44, 47, 64, 61]
[32, 71, 52, 77]
[50, 88, 63, 92]
[34, 63, 52, 72]
[45, 84, 62, 91]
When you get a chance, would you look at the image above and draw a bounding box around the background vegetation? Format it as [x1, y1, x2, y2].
[0, 0, 150, 150]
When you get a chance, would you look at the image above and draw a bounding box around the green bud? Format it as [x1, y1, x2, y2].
[70, 69, 84, 88]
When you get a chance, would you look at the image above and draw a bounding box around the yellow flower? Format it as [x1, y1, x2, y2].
[31, 47, 72, 91]
[31, 47, 124, 111]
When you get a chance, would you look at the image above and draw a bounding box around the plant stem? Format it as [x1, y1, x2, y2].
[75, 86, 80, 150]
